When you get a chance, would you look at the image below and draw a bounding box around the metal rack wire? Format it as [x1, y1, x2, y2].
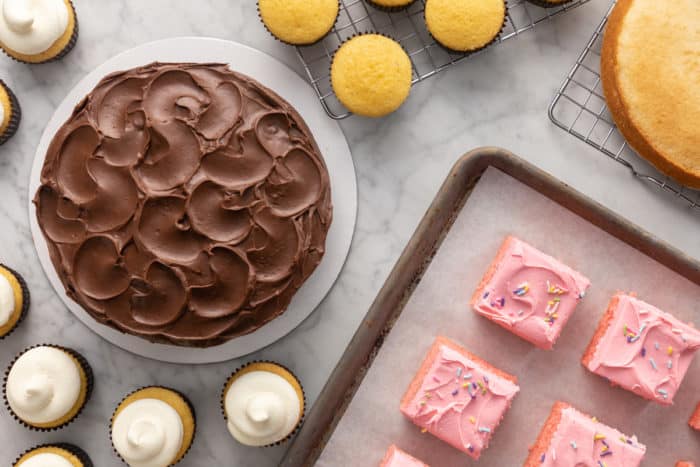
[549, 2, 700, 211]
[296, 0, 591, 120]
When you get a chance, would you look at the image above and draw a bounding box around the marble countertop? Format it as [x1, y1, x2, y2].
[0, 0, 697, 465]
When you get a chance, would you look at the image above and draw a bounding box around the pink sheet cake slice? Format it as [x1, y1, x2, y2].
[379, 445, 429, 467]
[471, 236, 590, 350]
[400, 336, 520, 459]
[582, 293, 700, 405]
[524, 401, 646, 466]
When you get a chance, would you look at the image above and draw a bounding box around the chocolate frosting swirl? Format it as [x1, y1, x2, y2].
[34, 63, 332, 347]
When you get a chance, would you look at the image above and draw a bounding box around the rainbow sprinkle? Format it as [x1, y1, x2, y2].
[570, 440, 577, 450]
[594, 433, 606, 441]
[421, 427, 427, 433]
[540, 453, 545, 463]
[469, 416, 476, 424]
[667, 346, 674, 356]
[667, 360, 673, 369]
[513, 282, 530, 296]
[657, 388, 668, 400]
[650, 358, 658, 371]
[546, 281, 568, 295]
[478, 426, 491, 433]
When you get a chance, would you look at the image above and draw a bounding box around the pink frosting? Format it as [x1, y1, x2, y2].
[587, 294, 700, 405]
[380, 445, 429, 467]
[400, 344, 519, 459]
[473, 236, 590, 350]
[540, 405, 646, 466]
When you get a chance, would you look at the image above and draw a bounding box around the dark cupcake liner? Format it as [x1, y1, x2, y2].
[257, 0, 341, 47]
[526, 0, 575, 8]
[0, 0, 79, 64]
[365, 0, 418, 13]
[3, 344, 93, 431]
[425, 0, 509, 55]
[14, 443, 93, 467]
[0, 83, 21, 146]
[110, 386, 196, 466]
[0, 264, 30, 339]
[220, 360, 307, 448]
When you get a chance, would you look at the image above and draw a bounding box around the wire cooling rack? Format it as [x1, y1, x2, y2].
[296, 0, 591, 120]
[549, 2, 700, 211]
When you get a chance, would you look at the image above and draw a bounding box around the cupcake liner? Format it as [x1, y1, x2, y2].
[425, 0, 509, 55]
[257, 0, 341, 47]
[0, 83, 21, 146]
[0, 264, 30, 339]
[0, 0, 79, 64]
[526, 0, 575, 8]
[365, 0, 418, 13]
[14, 443, 93, 467]
[220, 360, 307, 448]
[3, 344, 94, 431]
[110, 386, 196, 466]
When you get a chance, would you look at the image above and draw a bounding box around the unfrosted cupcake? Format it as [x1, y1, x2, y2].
[0, 0, 78, 63]
[258, 0, 338, 45]
[0, 80, 20, 145]
[425, 0, 506, 53]
[366, 0, 417, 12]
[14, 443, 93, 467]
[331, 33, 412, 117]
[111, 387, 196, 466]
[4, 345, 93, 430]
[527, 0, 574, 8]
[0, 264, 29, 338]
[222, 362, 305, 447]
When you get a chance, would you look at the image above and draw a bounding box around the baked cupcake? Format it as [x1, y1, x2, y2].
[14, 443, 93, 467]
[4, 345, 93, 430]
[331, 33, 412, 118]
[0, 80, 20, 145]
[366, 0, 417, 12]
[111, 387, 195, 466]
[527, 0, 574, 8]
[222, 361, 305, 447]
[0, 264, 29, 338]
[0, 0, 78, 63]
[258, 0, 338, 46]
[425, 0, 506, 53]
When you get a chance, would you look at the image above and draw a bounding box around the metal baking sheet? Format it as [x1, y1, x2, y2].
[281, 147, 700, 466]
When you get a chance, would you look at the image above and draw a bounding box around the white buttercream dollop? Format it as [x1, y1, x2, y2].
[224, 370, 301, 446]
[0, 273, 15, 326]
[17, 452, 73, 467]
[6, 346, 81, 424]
[0, 0, 69, 55]
[111, 398, 184, 467]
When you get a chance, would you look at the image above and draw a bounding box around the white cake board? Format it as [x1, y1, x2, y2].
[28, 37, 357, 364]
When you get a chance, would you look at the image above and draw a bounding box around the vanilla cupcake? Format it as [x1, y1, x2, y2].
[222, 362, 305, 447]
[111, 386, 196, 466]
[0, 264, 29, 338]
[0, 80, 20, 145]
[4, 345, 93, 430]
[258, 0, 338, 46]
[14, 443, 93, 467]
[0, 0, 79, 63]
[425, 0, 506, 53]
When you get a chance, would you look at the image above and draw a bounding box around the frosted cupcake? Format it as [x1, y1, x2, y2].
[0, 264, 29, 338]
[222, 362, 305, 447]
[14, 443, 93, 467]
[0, 80, 20, 145]
[4, 345, 93, 430]
[111, 387, 196, 466]
[0, 0, 79, 63]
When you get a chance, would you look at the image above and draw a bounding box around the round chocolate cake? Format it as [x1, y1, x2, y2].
[35, 62, 332, 347]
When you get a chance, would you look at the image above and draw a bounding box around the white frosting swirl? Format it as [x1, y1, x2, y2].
[17, 453, 73, 467]
[0, 0, 69, 55]
[6, 346, 81, 424]
[0, 273, 15, 326]
[112, 398, 184, 467]
[224, 370, 301, 446]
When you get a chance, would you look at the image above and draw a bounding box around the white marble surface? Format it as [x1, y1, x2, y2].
[0, 0, 697, 466]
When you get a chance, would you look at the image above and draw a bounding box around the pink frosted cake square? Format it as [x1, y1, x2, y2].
[524, 401, 646, 466]
[379, 445, 429, 467]
[471, 236, 591, 350]
[400, 336, 520, 459]
[583, 293, 700, 405]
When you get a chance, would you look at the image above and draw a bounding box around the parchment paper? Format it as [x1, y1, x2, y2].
[317, 167, 700, 466]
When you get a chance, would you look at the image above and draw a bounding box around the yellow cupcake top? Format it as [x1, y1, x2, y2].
[425, 0, 506, 52]
[258, 0, 339, 45]
[370, 0, 415, 7]
[331, 34, 413, 118]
